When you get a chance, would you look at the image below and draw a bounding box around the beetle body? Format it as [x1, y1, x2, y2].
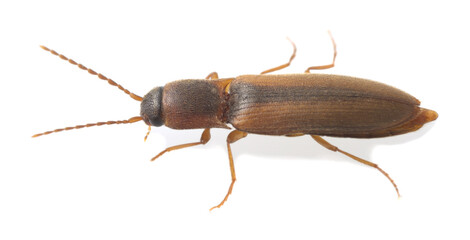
[141, 74, 437, 137]
[36, 34, 438, 210]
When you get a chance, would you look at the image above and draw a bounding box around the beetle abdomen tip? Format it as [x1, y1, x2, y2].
[422, 108, 439, 123]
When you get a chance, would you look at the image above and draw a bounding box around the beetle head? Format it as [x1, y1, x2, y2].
[141, 87, 164, 127]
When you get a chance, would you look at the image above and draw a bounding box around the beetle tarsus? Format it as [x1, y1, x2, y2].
[311, 135, 400, 197]
[210, 180, 236, 211]
[304, 30, 337, 73]
[260, 38, 297, 74]
[150, 128, 211, 161]
[210, 130, 247, 210]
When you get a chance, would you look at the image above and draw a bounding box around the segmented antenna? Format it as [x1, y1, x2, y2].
[39, 45, 143, 102]
[32, 117, 143, 138]
[144, 125, 152, 141]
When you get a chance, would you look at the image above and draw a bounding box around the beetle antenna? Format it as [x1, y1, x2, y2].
[39, 45, 143, 102]
[144, 125, 152, 141]
[32, 117, 143, 138]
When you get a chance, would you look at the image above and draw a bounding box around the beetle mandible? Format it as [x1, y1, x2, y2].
[34, 32, 438, 210]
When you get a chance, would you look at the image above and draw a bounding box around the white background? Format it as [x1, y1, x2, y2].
[1, 0, 469, 239]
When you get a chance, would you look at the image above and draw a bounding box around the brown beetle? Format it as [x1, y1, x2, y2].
[34, 33, 438, 210]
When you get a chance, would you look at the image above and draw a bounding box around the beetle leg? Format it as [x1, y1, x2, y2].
[304, 31, 337, 73]
[150, 128, 211, 161]
[205, 72, 219, 80]
[210, 130, 248, 211]
[260, 38, 297, 74]
[310, 135, 400, 197]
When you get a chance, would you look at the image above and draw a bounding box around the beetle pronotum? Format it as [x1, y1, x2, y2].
[34, 32, 438, 210]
